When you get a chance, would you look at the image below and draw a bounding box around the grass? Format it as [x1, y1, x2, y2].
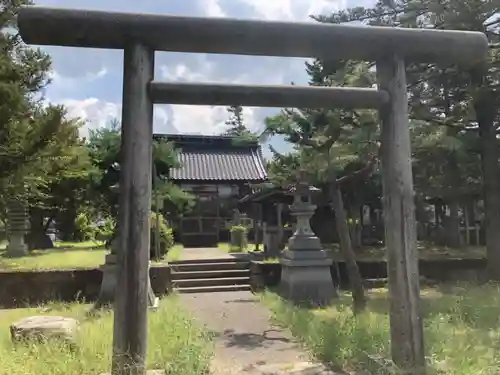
[263, 283, 500, 375]
[0, 296, 212, 375]
[164, 244, 184, 262]
[0, 243, 184, 271]
[255, 241, 487, 263]
[325, 241, 486, 261]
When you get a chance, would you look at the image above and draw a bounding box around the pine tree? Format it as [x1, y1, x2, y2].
[314, 0, 500, 278]
[263, 59, 378, 314]
[222, 105, 257, 141]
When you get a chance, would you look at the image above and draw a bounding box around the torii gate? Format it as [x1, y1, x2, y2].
[17, 7, 488, 375]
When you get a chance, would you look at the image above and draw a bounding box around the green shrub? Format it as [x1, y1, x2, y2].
[150, 212, 174, 260]
[230, 225, 248, 252]
[95, 216, 115, 242]
[74, 212, 95, 241]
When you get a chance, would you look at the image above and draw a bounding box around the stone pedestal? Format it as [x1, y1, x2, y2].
[93, 253, 159, 310]
[279, 179, 337, 307]
[263, 224, 281, 258]
[280, 251, 336, 307]
[6, 200, 28, 257]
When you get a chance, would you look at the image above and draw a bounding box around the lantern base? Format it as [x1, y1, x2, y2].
[93, 254, 159, 310]
[279, 252, 337, 307]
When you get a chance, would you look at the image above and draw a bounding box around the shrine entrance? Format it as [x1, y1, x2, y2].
[18, 6, 488, 375]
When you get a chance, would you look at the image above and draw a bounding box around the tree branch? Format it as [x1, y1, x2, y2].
[335, 144, 380, 185]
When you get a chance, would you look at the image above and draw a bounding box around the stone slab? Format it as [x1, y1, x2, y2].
[10, 315, 78, 344]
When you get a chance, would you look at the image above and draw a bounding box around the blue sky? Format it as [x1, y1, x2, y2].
[35, 0, 374, 155]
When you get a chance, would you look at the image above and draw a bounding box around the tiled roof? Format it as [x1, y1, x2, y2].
[170, 148, 268, 181]
[154, 134, 268, 182]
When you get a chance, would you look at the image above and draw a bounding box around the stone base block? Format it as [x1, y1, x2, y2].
[92, 259, 159, 311]
[287, 234, 322, 252]
[279, 257, 337, 307]
[6, 234, 28, 257]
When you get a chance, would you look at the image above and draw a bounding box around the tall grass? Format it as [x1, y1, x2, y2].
[263, 283, 500, 375]
[0, 296, 212, 375]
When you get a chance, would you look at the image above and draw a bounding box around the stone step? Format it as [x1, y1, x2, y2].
[173, 276, 249, 288]
[176, 284, 252, 294]
[171, 269, 250, 280]
[170, 257, 249, 265]
[170, 261, 250, 272]
[363, 278, 388, 288]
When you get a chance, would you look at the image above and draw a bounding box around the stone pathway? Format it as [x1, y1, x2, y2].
[180, 291, 337, 375]
[178, 247, 234, 261]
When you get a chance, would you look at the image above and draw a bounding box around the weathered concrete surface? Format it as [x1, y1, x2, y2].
[180, 291, 337, 375]
[18, 7, 488, 65]
[178, 247, 232, 261]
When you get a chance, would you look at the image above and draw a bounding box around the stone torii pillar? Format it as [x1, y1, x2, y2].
[17, 6, 488, 375]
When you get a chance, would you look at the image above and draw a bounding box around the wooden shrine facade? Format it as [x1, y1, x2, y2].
[154, 134, 268, 247]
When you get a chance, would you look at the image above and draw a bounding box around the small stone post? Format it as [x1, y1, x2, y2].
[93, 183, 159, 310]
[279, 170, 337, 306]
[6, 199, 29, 257]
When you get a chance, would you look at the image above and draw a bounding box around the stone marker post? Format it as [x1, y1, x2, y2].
[93, 184, 159, 311]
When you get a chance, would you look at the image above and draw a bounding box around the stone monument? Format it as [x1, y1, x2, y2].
[279, 170, 337, 306]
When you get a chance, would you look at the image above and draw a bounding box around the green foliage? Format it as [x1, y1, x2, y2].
[149, 212, 174, 260]
[95, 216, 115, 242]
[230, 225, 248, 252]
[74, 211, 94, 242]
[221, 105, 258, 142]
[312, 0, 498, 203]
[263, 59, 379, 192]
[74, 211, 114, 242]
[0, 1, 81, 211]
[86, 121, 194, 219]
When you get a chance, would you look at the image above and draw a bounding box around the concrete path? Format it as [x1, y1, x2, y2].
[178, 247, 232, 261]
[178, 247, 251, 262]
[180, 291, 336, 375]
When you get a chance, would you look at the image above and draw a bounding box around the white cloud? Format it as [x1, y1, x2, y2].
[44, 0, 355, 139]
[204, 0, 226, 17]
[160, 55, 216, 82]
[238, 0, 345, 21]
[59, 98, 121, 138]
[158, 57, 262, 134]
[48, 67, 108, 91]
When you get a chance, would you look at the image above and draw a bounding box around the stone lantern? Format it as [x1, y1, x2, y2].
[6, 199, 29, 257]
[279, 170, 337, 306]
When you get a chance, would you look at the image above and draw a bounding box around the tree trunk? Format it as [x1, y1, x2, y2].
[444, 152, 463, 248]
[26, 208, 54, 250]
[347, 205, 362, 250]
[57, 204, 77, 241]
[331, 181, 366, 314]
[476, 89, 500, 280]
[446, 201, 462, 248]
